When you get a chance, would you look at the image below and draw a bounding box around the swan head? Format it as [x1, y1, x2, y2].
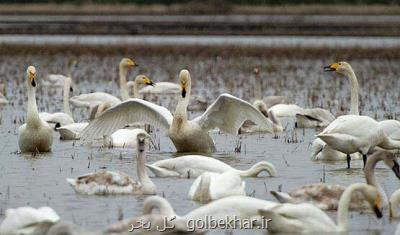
[135, 75, 154, 86]
[68, 59, 78, 69]
[389, 188, 400, 218]
[359, 184, 383, 218]
[253, 100, 268, 117]
[137, 132, 151, 153]
[120, 58, 138, 68]
[179, 69, 191, 98]
[26, 66, 37, 87]
[378, 150, 400, 179]
[324, 61, 353, 76]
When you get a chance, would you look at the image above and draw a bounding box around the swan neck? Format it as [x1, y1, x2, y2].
[143, 197, 176, 217]
[237, 162, 276, 177]
[346, 69, 359, 115]
[364, 154, 387, 206]
[63, 78, 72, 116]
[200, 174, 212, 202]
[119, 65, 129, 101]
[137, 148, 153, 190]
[174, 89, 190, 119]
[337, 184, 361, 231]
[133, 78, 141, 98]
[253, 75, 262, 99]
[27, 83, 40, 126]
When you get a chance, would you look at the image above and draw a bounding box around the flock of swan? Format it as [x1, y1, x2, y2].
[2, 58, 400, 235]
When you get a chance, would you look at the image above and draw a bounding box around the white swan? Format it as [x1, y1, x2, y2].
[272, 149, 400, 211]
[259, 183, 382, 233]
[80, 69, 281, 153]
[18, 66, 53, 153]
[106, 127, 148, 149]
[57, 122, 89, 140]
[43, 59, 78, 88]
[295, 108, 335, 128]
[311, 138, 362, 161]
[188, 171, 246, 203]
[390, 188, 400, 218]
[240, 100, 283, 134]
[0, 206, 60, 235]
[66, 133, 156, 195]
[39, 76, 74, 128]
[138, 82, 180, 95]
[146, 155, 276, 178]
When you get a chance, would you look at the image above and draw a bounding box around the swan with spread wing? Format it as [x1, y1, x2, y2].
[80, 69, 281, 153]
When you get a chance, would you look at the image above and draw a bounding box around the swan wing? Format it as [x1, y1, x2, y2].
[194, 93, 274, 134]
[80, 99, 172, 142]
[69, 92, 121, 108]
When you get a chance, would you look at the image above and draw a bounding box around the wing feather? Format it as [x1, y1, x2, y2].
[194, 94, 274, 134]
[80, 99, 173, 142]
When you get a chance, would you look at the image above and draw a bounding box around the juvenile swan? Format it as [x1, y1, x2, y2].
[146, 155, 277, 178]
[80, 69, 281, 153]
[66, 133, 156, 195]
[18, 66, 54, 153]
[259, 183, 383, 233]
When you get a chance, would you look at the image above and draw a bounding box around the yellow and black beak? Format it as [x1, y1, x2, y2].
[181, 83, 187, 98]
[144, 77, 154, 86]
[29, 72, 36, 87]
[324, 63, 339, 72]
[373, 198, 383, 218]
[127, 59, 138, 67]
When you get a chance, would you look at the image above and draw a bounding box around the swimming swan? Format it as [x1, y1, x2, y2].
[0, 206, 60, 235]
[18, 66, 54, 153]
[259, 183, 382, 233]
[43, 59, 78, 88]
[146, 155, 277, 178]
[80, 69, 281, 153]
[66, 133, 156, 195]
[272, 150, 400, 211]
[240, 100, 283, 134]
[188, 171, 246, 203]
[39, 76, 74, 128]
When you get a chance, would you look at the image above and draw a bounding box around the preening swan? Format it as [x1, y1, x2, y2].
[66, 133, 156, 195]
[39, 76, 74, 128]
[259, 183, 382, 233]
[317, 115, 400, 168]
[146, 155, 277, 178]
[0, 206, 60, 235]
[18, 66, 53, 153]
[188, 171, 246, 203]
[57, 122, 88, 140]
[272, 150, 400, 211]
[80, 69, 280, 153]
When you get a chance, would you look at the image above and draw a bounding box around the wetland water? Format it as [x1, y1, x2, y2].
[0, 42, 399, 234]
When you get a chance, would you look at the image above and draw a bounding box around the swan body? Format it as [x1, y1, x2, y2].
[260, 183, 383, 233]
[295, 108, 335, 128]
[273, 150, 400, 211]
[390, 188, 400, 218]
[379, 119, 400, 140]
[0, 206, 60, 235]
[81, 70, 280, 153]
[240, 100, 283, 134]
[139, 82, 180, 95]
[146, 155, 276, 178]
[188, 171, 246, 202]
[43, 74, 68, 88]
[310, 138, 362, 161]
[268, 104, 303, 118]
[107, 128, 147, 148]
[66, 133, 156, 195]
[57, 122, 89, 140]
[19, 66, 53, 153]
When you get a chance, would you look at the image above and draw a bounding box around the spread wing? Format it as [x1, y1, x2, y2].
[80, 98, 173, 142]
[193, 93, 274, 134]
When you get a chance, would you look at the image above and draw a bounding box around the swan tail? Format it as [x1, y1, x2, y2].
[240, 161, 277, 177]
[66, 178, 77, 187]
[270, 191, 296, 203]
[145, 164, 180, 178]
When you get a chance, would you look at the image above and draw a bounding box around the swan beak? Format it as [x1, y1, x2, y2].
[70, 87, 74, 92]
[373, 198, 383, 218]
[144, 77, 154, 86]
[127, 59, 138, 67]
[392, 161, 400, 179]
[29, 73, 36, 87]
[324, 63, 339, 72]
[181, 87, 186, 98]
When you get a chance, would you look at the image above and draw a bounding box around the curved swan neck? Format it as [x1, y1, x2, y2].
[345, 68, 359, 115]
[143, 196, 176, 217]
[27, 81, 40, 127]
[132, 76, 141, 98]
[337, 183, 364, 231]
[364, 153, 388, 206]
[119, 64, 129, 101]
[199, 173, 212, 202]
[63, 78, 72, 116]
[236, 161, 277, 177]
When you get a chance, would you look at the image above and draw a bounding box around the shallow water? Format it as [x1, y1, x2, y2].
[0, 52, 400, 234]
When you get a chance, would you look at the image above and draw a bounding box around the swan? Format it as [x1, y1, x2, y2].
[18, 66, 53, 153]
[390, 188, 400, 218]
[39, 76, 74, 128]
[295, 108, 335, 128]
[106, 127, 148, 149]
[80, 69, 281, 153]
[272, 149, 400, 211]
[259, 183, 382, 233]
[43, 59, 78, 88]
[138, 82, 180, 95]
[56, 122, 89, 140]
[141, 195, 278, 233]
[66, 133, 156, 195]
[0, 206, 60, 235]
[146, 155, 276, 178]
[311, 138, 362, 161]
[188, 171, 246, 203]
[317, 115, 400, 168]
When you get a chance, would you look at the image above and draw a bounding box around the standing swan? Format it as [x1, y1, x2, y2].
[18, 66, 53, 153]
[259, 183, 382, 233]
[146, 155, 277, 178]
[80, 69, 281, 153]
[66, 133, 156, 195]
[271, 150, 400, 211]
